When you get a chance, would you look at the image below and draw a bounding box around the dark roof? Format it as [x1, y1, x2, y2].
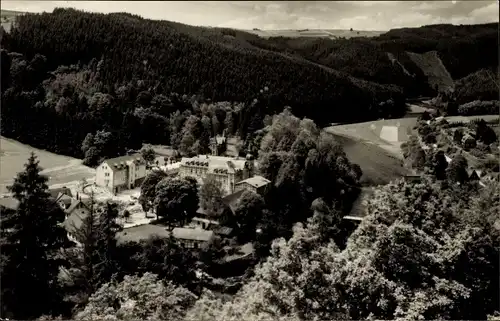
[222, 189, 244, 213]
[65, 199, 91, 215]
[103, 154, 143, 172]
[56, 193, 73, 205]
[63, 205, 91, 235]
[214, 226, 234, 236]
[49, 187, 72, 199]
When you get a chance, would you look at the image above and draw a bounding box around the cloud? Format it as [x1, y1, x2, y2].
[2, 0, 498, 30]
[470, 2, 499, 21]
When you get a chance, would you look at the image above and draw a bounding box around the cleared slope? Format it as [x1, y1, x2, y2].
[406, 51, 454, 93]
[328, 134, 411, 186]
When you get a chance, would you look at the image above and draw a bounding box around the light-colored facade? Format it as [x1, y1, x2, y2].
[178, 155, 255, 195]
[95, 154, 147, 194]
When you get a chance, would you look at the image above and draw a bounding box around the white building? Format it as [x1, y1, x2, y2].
[178, 155, 255, 195]
[95, 154, 147, 194]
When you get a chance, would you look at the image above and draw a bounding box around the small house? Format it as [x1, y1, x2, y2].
[62, 199, 92, 245]
[234, 175, 271, 195]
[172, 227, 215, 249]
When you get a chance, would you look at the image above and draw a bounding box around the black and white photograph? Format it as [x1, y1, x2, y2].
[0, 1, 499, 320]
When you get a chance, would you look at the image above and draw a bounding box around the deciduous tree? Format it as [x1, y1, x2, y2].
[75, 273, 196, 321]
[154, 177, 199, 227]
[198, 176, 225, 218]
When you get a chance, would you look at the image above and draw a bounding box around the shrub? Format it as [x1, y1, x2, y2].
[457, 100, 500, 116]
[469, 148, 486, 159]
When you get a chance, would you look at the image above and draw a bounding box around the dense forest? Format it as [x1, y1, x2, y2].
[1, 9, 498, 162]
[0, 9, 499, 321]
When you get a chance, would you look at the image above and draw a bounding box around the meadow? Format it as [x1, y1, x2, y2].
[0, 137, 95, 194]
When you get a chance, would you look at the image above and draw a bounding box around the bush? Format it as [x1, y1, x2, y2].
[457, 100, 500, 116]
[469, 148, 487, 159]
[423, 132, 437, 144]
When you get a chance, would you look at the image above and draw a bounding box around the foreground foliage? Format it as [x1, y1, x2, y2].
[75, 273, 196, 321]
[187, 178, 499, 320]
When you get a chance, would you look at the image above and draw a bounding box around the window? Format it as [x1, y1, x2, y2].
[104, 179, 109, 186]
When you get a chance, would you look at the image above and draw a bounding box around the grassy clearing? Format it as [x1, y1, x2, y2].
[330, 134, 411, 186]
[0, 137, 95, 194]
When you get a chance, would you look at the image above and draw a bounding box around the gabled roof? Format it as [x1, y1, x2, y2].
[63, 204, 91, 235]
[235, 175, 271, 189]
[56, 193, 73, 206]
[102, 154, 143, 172]
[65, 199, 91, 215]
[213, 226, 233, 236]
[222, 189, 245, 213]
[49, 187, 72, 199]
[172, 227, 214, 242]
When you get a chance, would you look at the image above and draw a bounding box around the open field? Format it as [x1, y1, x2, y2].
[325, 114, 500, 158]
[324, 114, 499, 186]
[0, 137, 95, 194]
[325, 117, 418, 160]
[330, 134, 411, 186]
[1, 9, 23, 33]
[242, 28, 384, 39]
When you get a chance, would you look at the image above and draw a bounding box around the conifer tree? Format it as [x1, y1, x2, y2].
[0, 153, 67, 319]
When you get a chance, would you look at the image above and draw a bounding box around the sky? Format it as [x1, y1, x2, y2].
[2, 1, 499, 31]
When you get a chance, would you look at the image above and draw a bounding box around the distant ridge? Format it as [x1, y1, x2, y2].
[242, 28, 385, 39]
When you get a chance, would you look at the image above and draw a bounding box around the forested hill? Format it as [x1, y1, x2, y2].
[0, 8, 406, 125]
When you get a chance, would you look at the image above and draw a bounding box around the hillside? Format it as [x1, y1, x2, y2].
[229, 23, 497, 100]
[454, 69, 499, 104]
[243, 28, 384, 39]
[377, 23, 498, 80]
[406, 50, 454, 93]
[1, 9, 405, 126]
